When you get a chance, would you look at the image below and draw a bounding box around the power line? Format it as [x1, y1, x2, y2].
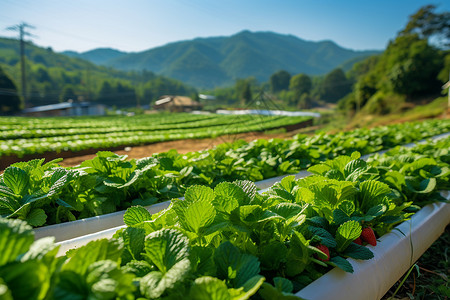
[6, 22, 35, 107]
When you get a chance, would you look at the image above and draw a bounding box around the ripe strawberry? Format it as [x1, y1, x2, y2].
[361, 227, 377, 246]
[353, 237, 363, 245]
[316, 244, 330, 261]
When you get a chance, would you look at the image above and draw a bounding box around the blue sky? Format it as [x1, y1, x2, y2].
[0, 0, 448, 53]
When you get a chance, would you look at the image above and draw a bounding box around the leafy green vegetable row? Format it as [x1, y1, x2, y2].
[0, 119, 449, 228]
[0, 115, 310, 157]
[0, 138, 448, 299]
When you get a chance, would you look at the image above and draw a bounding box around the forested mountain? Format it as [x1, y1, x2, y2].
[69, 31, 380, 88]
[0, 37, 195, 109]
[63, 48, 128, 65]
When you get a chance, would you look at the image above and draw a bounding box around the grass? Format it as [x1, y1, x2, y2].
[383, 227, 450, 299]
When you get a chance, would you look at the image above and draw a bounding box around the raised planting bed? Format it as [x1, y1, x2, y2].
[33, 131, 450, 242]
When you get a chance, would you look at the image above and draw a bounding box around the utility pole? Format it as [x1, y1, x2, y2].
[6, 22, 35, 108]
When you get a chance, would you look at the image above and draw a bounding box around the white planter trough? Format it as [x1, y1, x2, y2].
[54, 192, 450, 300]
[296, 192, 450, 300]
[34, 132, 449, 242]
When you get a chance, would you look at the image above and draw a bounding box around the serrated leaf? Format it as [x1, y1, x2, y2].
[258, 282, 300, 300]
[214, 182, 246, 213]
[185, 185, 215, 204]
[233, 180, 257, 204]
[329, 256, 354, 273]
[124, 206, 152, 226]
[144, 228, 189, 274]
[406, 178, 436, 194]
[338, 201, 355, 216]
[332, 209, 351, 225]
[359, 180, 391, 211]
[0, 260, 50, 300]
[184, 199, 216, 234]
[230, 275, 265, 300]
[336, 220, 362, 252]
[343, 243, 374, 260]
[365, 204, 386, 219]
[0, 218, 34, 266]
[308, 226, 337, 248]
[189, 276, 230, 300]
[26, 208, 47, 227]
[3, 167, 28, 196]
[63, 239, 123, 276]
[214, 241, 260, 288]
[140, 259, 190, 299]
[274, 277, 293, 293]
[121, 227, 146, 262]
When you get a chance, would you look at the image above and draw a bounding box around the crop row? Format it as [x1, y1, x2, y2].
[0, 135, 448, 299]
[0, 114, 293, 140]
[0, 118, 448, 228]
[0, 115, 311, 157]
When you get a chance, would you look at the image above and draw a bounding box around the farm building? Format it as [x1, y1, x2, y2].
[154, 95, 202, 112]
[23, 101, 106, 117]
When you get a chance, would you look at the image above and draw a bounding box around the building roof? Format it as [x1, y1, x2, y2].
[154, 96, 201, 107]
[23, 102, 100, 113]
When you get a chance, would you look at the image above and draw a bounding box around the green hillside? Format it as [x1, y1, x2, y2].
[78, 31, 380, 89]
[0, 37, 196, 109]
[63, 48, 128, 65]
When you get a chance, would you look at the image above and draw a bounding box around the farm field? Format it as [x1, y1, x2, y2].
[0, 124, 449, 299]
[0, 113, 313, 159]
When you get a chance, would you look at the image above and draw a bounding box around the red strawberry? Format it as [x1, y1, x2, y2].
[353, 237, 363, 245]
[361, 227, 377, 246]
[316, 244, 330, 261]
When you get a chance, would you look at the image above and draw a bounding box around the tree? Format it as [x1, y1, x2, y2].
[400, 5, 450, 49]
[235, 79, 253, 105]
[289, 74, 312, 98]
[60, 85, 77, 102]
[385, 35, 442, 97]
[270, 70, 291, 93]
[0, 66, 21, 114]
[320, 68, 352, 102]
[97, 81, 114, 105]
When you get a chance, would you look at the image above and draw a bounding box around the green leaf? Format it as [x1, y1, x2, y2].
[343, 243, 374, 260]
[332, 209, 350, 225]
[406, 178, 436, 194]
[285, 232, 309, 277]
[359, 180, 391, 211]
[26, 208, 47, 227]
[63, 239, 123, 276]
[270, 202, 305, 220]
[20, 236, 58, 264]
[258, 282, 300, 300]
[140, 259, 190, 299]
[308, 226, 337, 248]
[214, 241, 260, 288]
[233, 180, 257, 204]
[189, 276, 231, 300]
[274, 277, 293, 293]
[2, 167, 28, 196]
[184, 199, 216, 234]
[144, 228, 190, 274]
[185, 185, 215, 204]
[329, 256, 354, 273]
[0, 278, 13, 300]
[122, 260, 153, 277]
[0, 260, 50, 300]
[214, 182, 246, 213]
[0, 218, 34, 266]
[124, 206, 152, 226]
[229, 275, 265, 300]
[336, 220, 362, 252]
[338, 201, 355, 216]
[365, 204, 387, 220]
[121, 227, 146, 262]
[260, 242, 288, 270]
